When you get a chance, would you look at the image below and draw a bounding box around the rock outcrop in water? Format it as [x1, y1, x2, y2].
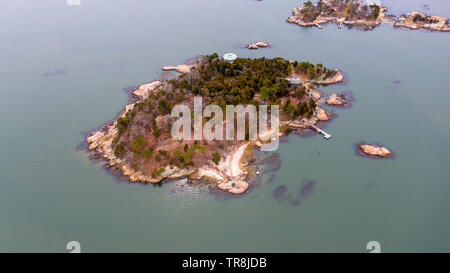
[326, 93, 345, 106]
[357, 142, 393, 158]
[247, 42, 270, 49]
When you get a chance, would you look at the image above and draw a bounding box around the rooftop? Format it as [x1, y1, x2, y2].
[223, 53, 237, 62]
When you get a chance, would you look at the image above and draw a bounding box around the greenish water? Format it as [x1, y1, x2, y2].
[0, 0, 449, 252]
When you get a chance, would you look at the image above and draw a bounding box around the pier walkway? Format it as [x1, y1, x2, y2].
[287, 119, 332, 140]
[309, 123, 331, 139]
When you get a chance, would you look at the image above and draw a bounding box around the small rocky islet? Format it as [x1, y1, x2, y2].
[356, 142, 393, 158]
[247, 41, 270, 49]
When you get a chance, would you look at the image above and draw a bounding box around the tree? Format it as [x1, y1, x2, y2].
[141, 149, 153, 159]
[151, 118, 160, 138]
[212, 152, 220, 165]
[114, 142, 126, 158]
[158, 98, 171, 114]
[309, 98, 317, 110]
[130, 136, 147, 152]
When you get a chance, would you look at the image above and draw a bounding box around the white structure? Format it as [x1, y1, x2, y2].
[223, 53, 237, 63]
[286, 77, 302, 85]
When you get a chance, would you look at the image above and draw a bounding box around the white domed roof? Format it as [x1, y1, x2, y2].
[223, 53, 237, 61]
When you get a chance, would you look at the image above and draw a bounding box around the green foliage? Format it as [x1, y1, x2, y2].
[196, 57, 292, 105]
[193, 143, 206, 153]
[117, 116, 130, 135]
[309, 98, 317, 110]
[298, 101, 308, 116]
[141, 149, 153, 159]
[212, 152, 220, 165]
[308, 65, 317, 79]
[151, 118, 160, 138]
[152, 167, 166, 178]
[371, 4, 380, 19]
[130, 136, 147, 152]
[184, 150, 194, 166]
[260, 86, 278, 101]
[171, 149, 185, 166]
[158, 150, 168, 157]
[114, 142, 126, 158]
[158, 99, 172, 114]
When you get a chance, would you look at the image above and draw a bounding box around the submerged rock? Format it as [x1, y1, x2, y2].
[273, 185, 288, 201]
[299, 179, 316, 197]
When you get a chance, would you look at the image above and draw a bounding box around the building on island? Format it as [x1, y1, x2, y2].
[286, 77, 302, 85]
[223, 53, 237, 63]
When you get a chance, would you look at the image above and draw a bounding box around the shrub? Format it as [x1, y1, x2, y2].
[114, 142, 126, 158]
[152, 167, 166, 177]
[141, 149, 153, 159]
[212, 152, 220, 165]
[130, 136, 147, 152]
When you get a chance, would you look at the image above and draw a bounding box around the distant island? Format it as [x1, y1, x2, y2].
[86, 54, 347, 195]
[287, 0, 450, 32]
[394, 12, 450, 32]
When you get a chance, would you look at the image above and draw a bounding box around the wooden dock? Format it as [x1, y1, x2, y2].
[309, 123, 332, 140]
[289, 119, 332, 140]
[314, 23, 323, 29]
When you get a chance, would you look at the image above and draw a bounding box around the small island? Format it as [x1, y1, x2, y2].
[247, 42, 270, 49]
[86, 54, 346, 195]
[394, 12, 450, 32]
[356, 142, 393, 158]
[288, 0, 450, 32]
[287, 0, 390, 30]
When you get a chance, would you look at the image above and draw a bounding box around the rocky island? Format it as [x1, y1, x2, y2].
[86, 54, 346, 195]
[394, 12, 450, 32]
[288, 0, 450, 32]
[356, 142, 393, 158]
[247, 42, 270, 49]
[287, 0, 390, 30]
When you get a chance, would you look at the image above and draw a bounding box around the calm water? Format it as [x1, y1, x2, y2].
[0, 0, 449, 252]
